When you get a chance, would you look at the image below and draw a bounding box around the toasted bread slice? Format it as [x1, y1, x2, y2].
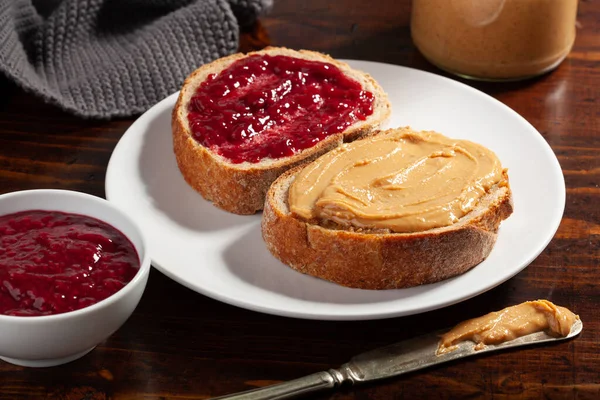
[172, 47, 391, 215]
[261, 134, 513, 290]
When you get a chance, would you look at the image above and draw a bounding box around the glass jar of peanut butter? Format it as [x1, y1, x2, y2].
[410, 0, 579, 81]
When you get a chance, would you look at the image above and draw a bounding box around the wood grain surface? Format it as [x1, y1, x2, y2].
[1, 0, 599, 399]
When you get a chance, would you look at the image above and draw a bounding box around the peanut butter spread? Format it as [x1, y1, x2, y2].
[437, 300, 579, 355]
[288, 128, 504, 233]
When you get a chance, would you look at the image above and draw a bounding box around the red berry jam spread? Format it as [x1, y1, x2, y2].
[0, 211, 140, 317]
[187, 54, 375, 163]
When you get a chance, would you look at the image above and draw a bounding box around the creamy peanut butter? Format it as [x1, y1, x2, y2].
[437, 300, 579, 355]
[288, 128, 504, 233]
[411, 0, 578, 80]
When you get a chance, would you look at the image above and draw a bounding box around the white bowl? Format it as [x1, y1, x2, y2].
[0, 189, 151, 367]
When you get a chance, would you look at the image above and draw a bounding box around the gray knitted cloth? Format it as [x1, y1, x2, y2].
[0, 0, 272, 118]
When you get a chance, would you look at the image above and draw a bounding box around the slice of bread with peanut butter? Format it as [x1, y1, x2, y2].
[261, 127, 513, 290]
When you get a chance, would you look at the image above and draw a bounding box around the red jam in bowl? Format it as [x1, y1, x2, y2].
[0, 210, 140, 316]
[187, 54, 375, 163]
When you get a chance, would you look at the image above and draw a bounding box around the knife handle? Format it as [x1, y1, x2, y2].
[209, 367, 356, 400]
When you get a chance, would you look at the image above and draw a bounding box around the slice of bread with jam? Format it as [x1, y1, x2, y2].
[172, 47, 391, 215]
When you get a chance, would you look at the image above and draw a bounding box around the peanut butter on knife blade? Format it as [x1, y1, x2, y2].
[437, 300, 580, 355]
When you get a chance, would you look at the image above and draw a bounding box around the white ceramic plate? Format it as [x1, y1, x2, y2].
[105, 60, 565, 320]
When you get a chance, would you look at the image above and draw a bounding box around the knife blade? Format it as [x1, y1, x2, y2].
[209, 319, 582, 400]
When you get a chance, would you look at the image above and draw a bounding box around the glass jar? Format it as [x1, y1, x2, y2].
[410, 0, 579, 81]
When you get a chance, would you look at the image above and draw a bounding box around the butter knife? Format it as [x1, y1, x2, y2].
[210, 319, 582, 400]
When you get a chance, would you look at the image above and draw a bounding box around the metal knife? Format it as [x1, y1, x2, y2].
[210, 319, 582, 400]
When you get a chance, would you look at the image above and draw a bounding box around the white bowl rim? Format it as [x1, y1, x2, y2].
[0, 189, 151, 323]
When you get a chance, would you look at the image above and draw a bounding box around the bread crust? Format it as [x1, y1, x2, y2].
[261, 143, 514, 290]
[172, 47, 391, 214]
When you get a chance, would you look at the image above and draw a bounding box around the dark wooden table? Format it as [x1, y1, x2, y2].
[1, 1, 599, 399]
